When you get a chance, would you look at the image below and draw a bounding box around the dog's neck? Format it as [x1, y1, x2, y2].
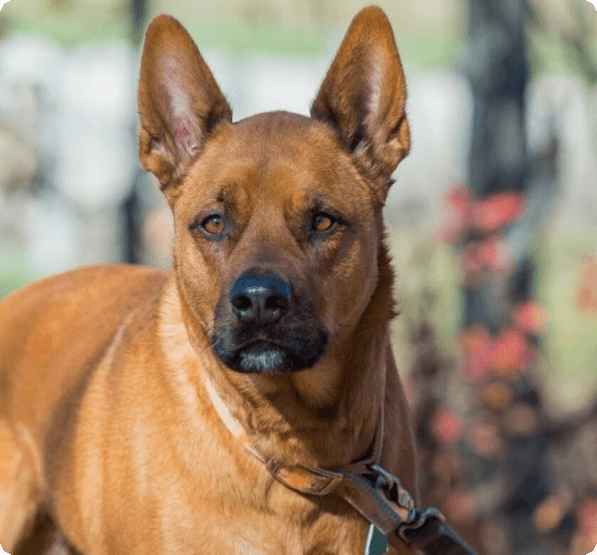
[161, 243, 396, 469]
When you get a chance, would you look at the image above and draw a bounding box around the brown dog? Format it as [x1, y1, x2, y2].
[0, 6, 417, 554]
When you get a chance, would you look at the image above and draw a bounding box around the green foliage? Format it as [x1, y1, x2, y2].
[0, 249, 36, 300]
[2, 4, 132, 46]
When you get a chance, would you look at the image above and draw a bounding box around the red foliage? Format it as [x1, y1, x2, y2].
[577, 256, 597, 315]
[492, 328, 532, 375]
[514, 301, 546, 334]
[460, 325, 533, 380]
[439, 185, 470, 243]
[439, 186, 526, 244]
[471, 192, 526, 233]
[476, 236, 510, 271]
[434, 409, 465, 444]
[461, 237, 511, 280]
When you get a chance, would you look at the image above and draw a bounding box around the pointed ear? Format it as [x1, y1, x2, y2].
[138, 15, 232, 192]
[311, 7, 410, 199]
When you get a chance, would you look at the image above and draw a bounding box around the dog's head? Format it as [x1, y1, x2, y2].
[138, 7, 409, 374]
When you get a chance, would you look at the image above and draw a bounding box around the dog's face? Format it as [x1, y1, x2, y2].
[173, 113, 380, 373]
[138, 8, 410, 374]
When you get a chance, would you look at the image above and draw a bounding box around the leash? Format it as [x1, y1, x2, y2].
[204, 374, 477, 555]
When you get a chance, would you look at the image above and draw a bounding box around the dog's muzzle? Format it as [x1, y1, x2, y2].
[211, 271, 328, 373]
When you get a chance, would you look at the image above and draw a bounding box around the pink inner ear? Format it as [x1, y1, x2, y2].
[168, 82, 200, 156]
[172, 119, 198, 155]
[366, 52, 383, 121]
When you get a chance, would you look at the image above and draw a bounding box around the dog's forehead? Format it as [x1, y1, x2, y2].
[188, 111, 373, 209]
[234, 110, 314, 132]
[229, 111, 340, 162]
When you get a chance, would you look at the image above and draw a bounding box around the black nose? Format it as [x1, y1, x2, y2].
[230, 274, 292, 324]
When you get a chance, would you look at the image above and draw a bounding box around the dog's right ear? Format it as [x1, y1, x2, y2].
[138, 15, 232, 193]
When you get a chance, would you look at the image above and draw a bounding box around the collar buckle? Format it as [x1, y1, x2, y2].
[267, 459, 344, 495]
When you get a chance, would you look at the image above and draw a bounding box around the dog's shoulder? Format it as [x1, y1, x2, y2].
[0, 264, 168, 426]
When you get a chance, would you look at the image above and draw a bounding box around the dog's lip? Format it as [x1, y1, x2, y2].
[237, 339, 286, 352]
[230, 339, 291, 374]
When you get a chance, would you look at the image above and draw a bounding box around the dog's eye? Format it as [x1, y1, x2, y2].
[312, 213, 336, 233]
[201, 214, 226, 236]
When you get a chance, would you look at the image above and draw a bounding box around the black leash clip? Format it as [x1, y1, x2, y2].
[398, 507, 477, 555]
[369, 463, 415, 513]
[365, 463, 477, 555]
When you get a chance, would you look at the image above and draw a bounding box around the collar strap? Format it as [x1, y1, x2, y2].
[204, 368, 387, 494]
[204, 376, 476, 555]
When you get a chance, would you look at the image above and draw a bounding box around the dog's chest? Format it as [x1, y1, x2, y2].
[155, 496, 370, 555]
[101, 441, 372, 555]
[192, 482, 371, 554]
[149, 465, 370, 554]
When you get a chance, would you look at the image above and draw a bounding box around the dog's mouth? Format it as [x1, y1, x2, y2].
[211, 331, 328, 374]
[210, 278, 329, 374]
[223, 341, 289, 373]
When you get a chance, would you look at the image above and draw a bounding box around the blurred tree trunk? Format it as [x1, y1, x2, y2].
[450, 0, 576, 553]
[122, 0, 147, 263]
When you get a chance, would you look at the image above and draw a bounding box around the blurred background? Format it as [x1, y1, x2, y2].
[0, 0, 596, 554]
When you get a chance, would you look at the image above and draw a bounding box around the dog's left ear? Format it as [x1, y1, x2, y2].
[311, 6, 410, 199]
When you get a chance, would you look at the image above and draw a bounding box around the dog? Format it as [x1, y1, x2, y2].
[0, 6, 417, 554]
